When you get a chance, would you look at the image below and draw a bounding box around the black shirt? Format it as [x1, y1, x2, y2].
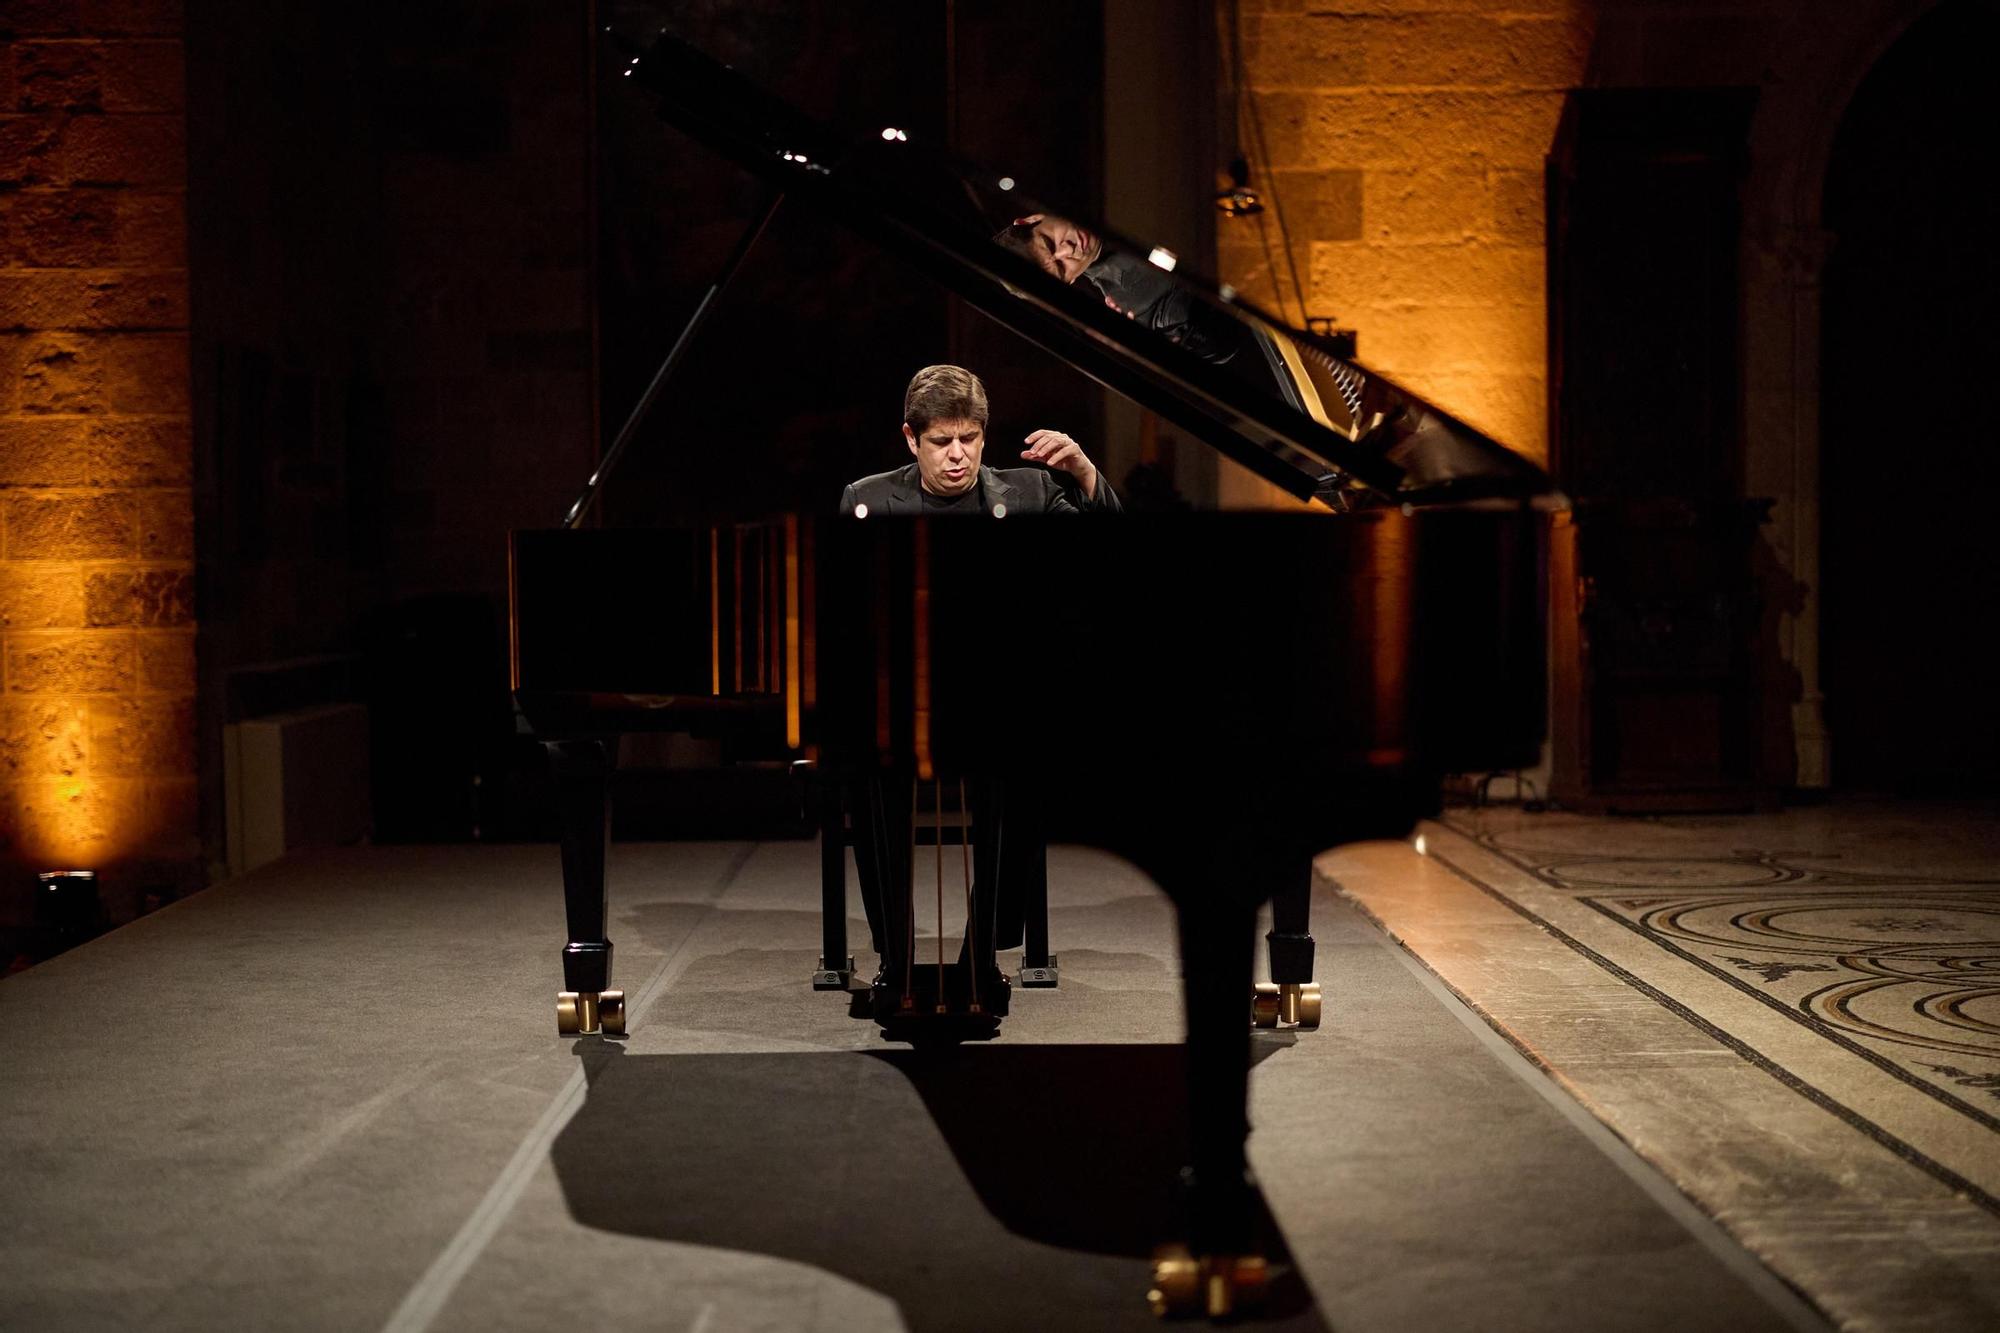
[919, 476, 988, 515]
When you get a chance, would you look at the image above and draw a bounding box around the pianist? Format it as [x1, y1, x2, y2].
[837, 363, 1109, 981]
[838, 363, 1121, 516]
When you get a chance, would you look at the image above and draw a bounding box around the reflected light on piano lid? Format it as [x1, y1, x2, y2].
[997, 176, 1016, 191]
[880, 127, 909, 142]
[1148, 247, 1178, 272]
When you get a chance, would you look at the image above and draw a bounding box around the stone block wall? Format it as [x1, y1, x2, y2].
[1222, 0, 1595, 489]
[0, 0, 196, 920]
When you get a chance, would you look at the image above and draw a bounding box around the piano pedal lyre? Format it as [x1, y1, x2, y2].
[1250, 981, 1321, 1030]
[1148, 1246, 1270, 1320]
[556, 989, 627, 1037]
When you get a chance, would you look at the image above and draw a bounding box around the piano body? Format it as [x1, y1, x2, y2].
[511, 25, 1556, 1315]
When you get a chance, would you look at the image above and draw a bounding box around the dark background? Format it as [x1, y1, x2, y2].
[1819, 0, 2000, 791]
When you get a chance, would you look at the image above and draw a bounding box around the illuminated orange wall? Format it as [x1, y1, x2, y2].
[1220, 0, 1594, 501]
[0, 6, 196, 915]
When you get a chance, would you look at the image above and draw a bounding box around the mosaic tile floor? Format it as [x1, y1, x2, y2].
[1320, 799, 2000, 1333]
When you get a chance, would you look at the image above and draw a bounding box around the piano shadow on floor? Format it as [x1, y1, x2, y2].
[552, 1040, 1327, 1330]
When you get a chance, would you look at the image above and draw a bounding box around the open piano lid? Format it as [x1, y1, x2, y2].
[619, 26, 1556, 509]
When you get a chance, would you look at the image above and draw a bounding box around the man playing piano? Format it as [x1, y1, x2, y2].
[839, 363, 1122, 516]
[836, 363, 1115, 997]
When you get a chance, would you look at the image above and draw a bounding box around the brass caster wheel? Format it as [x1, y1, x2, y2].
[598, 989, 627, 1036]
[1295, 982, 1322, 1030]
[1278, 981, 1322, 1028]
[1203, 1256, 1270, 1319]
[1148, 1246, 1202, 1318]
[1250, 982, 1281, 1029]
[556, 990, 612, 1036]
[1148, 1248, 1269, 1320]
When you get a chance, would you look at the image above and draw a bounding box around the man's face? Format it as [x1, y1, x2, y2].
[1016, 213, 1101, 283]
[904, 417, 985, 496]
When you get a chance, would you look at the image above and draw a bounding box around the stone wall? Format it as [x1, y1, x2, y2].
[1220, 0, 1594, 503]
[1, 0, 196, 921]
[1222, 0, 1949, 786]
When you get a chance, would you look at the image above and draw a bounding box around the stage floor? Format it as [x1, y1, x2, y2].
[5, 807, 1932, 1331]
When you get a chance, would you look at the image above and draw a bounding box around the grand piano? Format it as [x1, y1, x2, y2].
[511, 24, 1555, 1318]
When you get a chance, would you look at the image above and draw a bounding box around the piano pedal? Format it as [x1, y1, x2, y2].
[556, 989, 627, 1037]
[1250, 982, 1320, 1030]
[1017, 953, 1059, 988]
[869, 962, 1010, 1041]
[1148, 1246, 1270, 1320]
[811, 955, 856, 991]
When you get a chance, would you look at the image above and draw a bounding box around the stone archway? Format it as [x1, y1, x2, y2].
[1736, 0, 1941, 788]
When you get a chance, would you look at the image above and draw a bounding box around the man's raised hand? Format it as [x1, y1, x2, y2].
[1021, 429, 1099, 500]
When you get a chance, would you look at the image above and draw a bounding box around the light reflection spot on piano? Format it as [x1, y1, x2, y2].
[998, 176, 1015, 191]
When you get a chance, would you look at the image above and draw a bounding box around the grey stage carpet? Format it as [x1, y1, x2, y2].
[0, 838, 1824, 1331]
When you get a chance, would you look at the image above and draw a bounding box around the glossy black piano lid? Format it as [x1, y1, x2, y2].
[616, 25, 1555, 508]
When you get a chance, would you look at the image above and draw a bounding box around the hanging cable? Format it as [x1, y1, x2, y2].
[1221, 0, 1311, 327]
[1252, 212, 1294, 327]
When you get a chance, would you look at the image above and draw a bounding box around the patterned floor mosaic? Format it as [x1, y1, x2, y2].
[1446, 812, 2000, 1191]
[1320, 799, 2000, 1333]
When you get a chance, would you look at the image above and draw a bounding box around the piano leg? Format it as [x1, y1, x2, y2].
[547, 739, 625, 1037]
[812, 773, 855, 990]
[1151, 865, 1270, 1317]
[1258, 864, 1322, 1030]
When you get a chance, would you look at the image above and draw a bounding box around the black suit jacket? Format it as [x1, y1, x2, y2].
[838, 463, 1121, 517]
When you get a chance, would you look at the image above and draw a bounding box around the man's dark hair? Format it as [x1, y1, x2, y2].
[903, 364, 989, 434]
